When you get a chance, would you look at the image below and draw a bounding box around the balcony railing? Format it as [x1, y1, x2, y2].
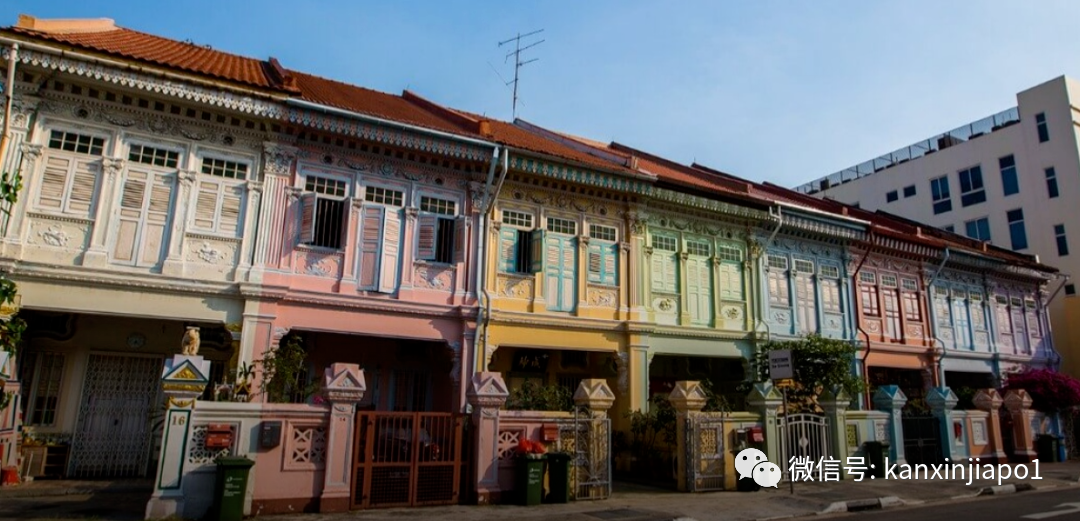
[795, 107, 1021, 195]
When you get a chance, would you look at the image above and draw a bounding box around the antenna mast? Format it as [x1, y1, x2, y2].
[499, 29, 545, 118]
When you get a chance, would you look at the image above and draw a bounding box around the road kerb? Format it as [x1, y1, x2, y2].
[819, 496, 904, 514]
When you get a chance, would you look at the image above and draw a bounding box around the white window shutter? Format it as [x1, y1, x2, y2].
[378, 209, 402, 293]
[299, 192, 317, 245]
[37, 155, 70, 210]
[416, 214, 437, 260]
[719, 262, 743, 301]
[140, 173, 174, 266]
[603, 244, 617, 286]
[452, 217, 466, 264]
[67, 159, 99, 216]
[112, 170, 147, 263]
[560, 239, 576, 310]
[358, 205, 384, 290]
[650, 251, 665, 292]
[219, 184, 244, 236]
[193, 179, 221, 231]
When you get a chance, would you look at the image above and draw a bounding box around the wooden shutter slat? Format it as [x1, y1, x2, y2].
[416, 214, 437, 260]
[378, 209, 402, 293]
[358, 205, 384, 290]
[299, 192, 317, 245]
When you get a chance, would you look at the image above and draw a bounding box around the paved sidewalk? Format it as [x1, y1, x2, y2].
[1, 461, 1077, 521]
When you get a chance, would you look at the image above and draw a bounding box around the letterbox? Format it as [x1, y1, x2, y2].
[205, 424, 234, 450]
[260, 421, 282, 449]
[541, 423, 559, 442]
[750, 426, 764, 443]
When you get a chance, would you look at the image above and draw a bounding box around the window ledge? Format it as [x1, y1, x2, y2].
[414, 259, 456, 268]
[187, 232, 242, 243]
[295, 244, 343, 254]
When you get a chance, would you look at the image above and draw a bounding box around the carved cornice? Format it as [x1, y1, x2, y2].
[509, 154, 650, 196]
[5, 261, 240, 298]
[625, 321, 756, 341]
[280, 290, 478, 320]
[487, 309, 626, 332]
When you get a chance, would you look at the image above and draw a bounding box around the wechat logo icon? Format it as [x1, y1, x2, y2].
[735, 448, 781, 488]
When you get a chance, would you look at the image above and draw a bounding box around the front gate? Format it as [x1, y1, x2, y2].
[558, 409, 611, 500]
[685, 415, 725, 491]
[778, 413, 830, 473]
[901, 416, 943, 465]
[69, 353, 162, 478]
[351, 412, 466, 509]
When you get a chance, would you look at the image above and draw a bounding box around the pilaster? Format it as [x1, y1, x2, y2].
[927, 387, 962, 461]
[746, 382, 783, 465]
[466, 372, 509, 504]
[669, 381, 708, 492]
[82, 156, 125, 268]
[1004, 389, 1037, 461]
[820, 386, 851, 478]
[319, 363, 366, 512]
[872, 385, 907, 465]
[973, 388, 1006, 463]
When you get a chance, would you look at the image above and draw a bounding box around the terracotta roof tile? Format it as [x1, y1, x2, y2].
[7, 25, 277, 89]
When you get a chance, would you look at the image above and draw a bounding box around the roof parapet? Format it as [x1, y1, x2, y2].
[16, 14, 116, 34]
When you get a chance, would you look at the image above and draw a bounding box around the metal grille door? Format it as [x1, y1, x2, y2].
[351, 412, 465, 509]
[779, 413, 830, 473]
[685, 416, 725, 491]
[69, 354, 162, 478]
[902, 416, 944, 466]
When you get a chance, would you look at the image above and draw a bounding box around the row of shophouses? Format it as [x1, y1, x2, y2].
[0, 15, 1068, 516]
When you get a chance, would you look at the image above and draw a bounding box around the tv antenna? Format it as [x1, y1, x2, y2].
[499, 29, 545, 118]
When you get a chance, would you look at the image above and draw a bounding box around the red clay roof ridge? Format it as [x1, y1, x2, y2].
[514, 119, 640, 170]
[264, 57, 301, 94]
[401, 90, 491, 137]
[16, 14, 116, 34]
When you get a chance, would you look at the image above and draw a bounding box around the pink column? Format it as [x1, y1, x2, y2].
[1004, 390, 1037, 462]
[319, 363, 366, 513]
[974, 388, 1006, 463]
[467, 372, 509, 504]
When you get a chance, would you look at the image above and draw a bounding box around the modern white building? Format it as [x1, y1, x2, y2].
[795, 75, 1080, 379]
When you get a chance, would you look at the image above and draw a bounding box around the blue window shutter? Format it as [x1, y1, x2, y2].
[587, 242, 602, 283]
[499, 228, 518, 272]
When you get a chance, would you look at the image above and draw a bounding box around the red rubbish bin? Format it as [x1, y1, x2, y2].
[1, 466, 19, 486]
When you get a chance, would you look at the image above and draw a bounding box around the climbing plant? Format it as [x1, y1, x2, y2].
[746, 334, 863, 413]
[0, 165, 25, 412]
[258, 332, 318, 404]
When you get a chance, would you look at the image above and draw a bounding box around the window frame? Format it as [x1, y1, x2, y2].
[126, 139, 185, 170]
[416, 193, 462, 264]
[23, 352, 65, 427]
[958, 165, 986, 207]
[999, 155, 1019, 197]
[964, 217, 991, 242]
[1055, 224, 1069, 256]
[903, 185, 916, 198]
[299, 171, 351, 250]
[1007, 208, 1028, 250]
[886, 190, 898, 203]
[931, 176, 952, 214]
[189, 149, 253, 237]
[499, 207, 536, 274]
[1035, 112, 1049, 143]
[1045, 167, 1059, 199]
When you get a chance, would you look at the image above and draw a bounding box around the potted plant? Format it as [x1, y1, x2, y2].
[514, 439, 547, 506]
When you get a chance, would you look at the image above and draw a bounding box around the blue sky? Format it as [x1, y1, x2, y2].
[6, 1, 1080, 187]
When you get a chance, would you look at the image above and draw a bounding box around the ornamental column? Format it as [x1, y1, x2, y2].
[1004, 389, 1038, 462]
[145, 353, 211, 519]
[669, 381, 707, 492]
[747, 382, 783, 467]
[319, 363, 366, 512]
[83, 157, 125, 268]
[820, 386, 850, 478]
[467, 372, 509, 504]
[974, 388, 1006, 463]
[928, 387, 962, 461]
[872, 385, 907, 465]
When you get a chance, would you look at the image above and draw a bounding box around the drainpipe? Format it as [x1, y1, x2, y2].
[0, 43, 17, 179]
[754, 206, 784, 344]
[850, 231, 876, 410]
[473, 147, 508, 374]
[927, 248, 951, 389]
[1041, 273, 1070, 371]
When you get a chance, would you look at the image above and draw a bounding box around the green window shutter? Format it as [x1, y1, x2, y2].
[587, 243, 602, 283]
[499, 228, 518, 272]
[544, 235, 576, 312]
[587, 241, 618, 285]
[719, 261, 743, 301]
[685, 256, 712, 324]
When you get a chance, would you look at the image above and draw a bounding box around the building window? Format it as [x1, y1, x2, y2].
[943, 225, 955, 233]
[1066, 284, 1076, 296]
[958, 166, 986, 207]
[499, 210, 535, 274]
[766, 255, 790, 307]
[903, 185, 916, 198]
[547, 217, 577, 236]
[901, 278, 921, 322]
[587, 224, 618, 285]
[886, 190, 898, 203]
[964, 217, 991, 242]
[820, 264, 841, 314]
[201, 157, 248, 180]
[1035, 112, 1049, 143]
[192, 157, 247, 236]
[931, 176, 952, 214]
[652, 234, 680, 297]
[299, 175, 348, 249]
[1007, 209, 1027, 250]
[24, 353, 65, 427]
[999, 155, 1019, 196]
[859, 272, 880, 317]
[129, 144, 180, 168]
[1045, 167, 1059, 198]
[365, 186, 404, 206]
[48, 129, 104, 155]
[1055, 224, 1069, 256]
[417, 196, 460, 264]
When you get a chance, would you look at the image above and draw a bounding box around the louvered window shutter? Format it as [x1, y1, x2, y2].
[719, 262, 743, 301]
[587, 243, 602, 283]
[650, 252, 666, 292]
[560, 238, 577, 310]
[193, 180, 221, 231]
[530, 229, 545, 273]
[140, 173, 174, 266]
[37, 155, 70, 210]
[499, 228, 518, 272]
[452, 218, 467, 264]
[112, 170, 147, 263]
[416, 214, 437, 260]
[66, 159, 98, 216]
[378, 209, 402, 293]
[219, 184, 244, 236]
[299, 193, 317, 244]
[358, 205, 384, 290]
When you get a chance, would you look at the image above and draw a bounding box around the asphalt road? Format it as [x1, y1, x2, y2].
[842, 488, 1080, 521]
